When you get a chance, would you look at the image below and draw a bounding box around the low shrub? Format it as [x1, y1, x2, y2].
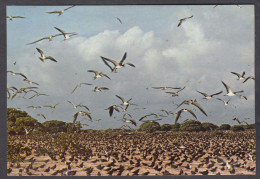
[231, 125, 245, 132]
[180, 120, 204, 132]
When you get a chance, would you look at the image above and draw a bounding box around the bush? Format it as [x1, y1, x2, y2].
[161, 124, 172, 131]
[180, 120, 204, 132]
[219, 124, 231, 130]
[202, 122, 219, 131]
[42, 120, 67, 133]
[138, 120, 160, 132]
[243, 123, 255, 130]
[231, 125, 245, 132]
[171, 123, 180, 131]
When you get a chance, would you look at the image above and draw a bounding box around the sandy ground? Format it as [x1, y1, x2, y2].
[7, 130, 256, 176]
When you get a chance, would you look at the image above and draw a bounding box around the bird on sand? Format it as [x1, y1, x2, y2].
[177, 99, 207, 116]
[221, 81, 244, 96]
[71, 82, 92, 93]
[6, 15, 25, 20]
[175, 108, 197, 124]
[36, 48, 57, 62]
[87, 70, 110, 80]
[46, 6, 75, 16]
[177, 15, 193, 27]
[54, 27, 77, 40]
[197, 90, 223, 99]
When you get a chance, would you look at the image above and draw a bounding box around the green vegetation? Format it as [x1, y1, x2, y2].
[138, 120, 160, 132]
[202, 122, 219, 131]
[179, 120, 204, 132]
[218, 124, 231, 130]
[160, 124, 172, 131]
[231, 125, 245, 132]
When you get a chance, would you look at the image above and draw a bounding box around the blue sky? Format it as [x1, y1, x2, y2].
[7, 5, 255, 129]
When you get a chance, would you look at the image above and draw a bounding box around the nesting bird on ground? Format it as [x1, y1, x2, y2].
[88, 70, 110, 80]
[46, 6, 75, 16]
[197, 90, 223, 99]
[165, 86, 186, 97]
[101, 52, 135, 72]
[175, 108, 197, 124]
[177, 99, 207, 116]
[36, 48, 57, 62]
[71, 82, 92, 93]
[221, 81, 244, 96]
[54, 27, 77, 40]
[6, 15, 25, 20]
[177, 15, 193, 27]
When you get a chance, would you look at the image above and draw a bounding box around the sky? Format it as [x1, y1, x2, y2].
[6, 5, 255, 129]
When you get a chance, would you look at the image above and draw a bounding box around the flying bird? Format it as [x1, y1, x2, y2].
[36, 48, 57, 62]
[122, 118, 137, 126]
[93, 86, 109, 92]
[28, 93, 48, 99]
[23, 79, 39, 85]
[27, 106, 41, 109]
[46, 5, 75, 16]
[73, 111, 92, 124]
[44, 104, 59, 109]
[116, 17, 122, 24]
[6, 15, 25, 20]
[231, 71, 246, 80]
[221, 81, 244, 96]
[27, 33, 64, 45]
[76, 104, 90, 111]
[37, 113, 46, 119]
[7, 70, 27, 79]
[232, 117, 241, 124]
[175, 108, 197, 124]
[101, 57, 118, 73]
[87, 70, 110, 80]
[101, 52, 135, 71]
[116, 95, 132, 110]
[197, 90, 223, 99]
[71, 82, 92, 93]
[152, 86, 181, 90]
[54, 27, 77, 40]
[105, 105, 120, 117]
[177, 15, 193, 27]
[216, 98, 231, 106]
[67, 101, 78, 109]
[165, 87, 186, 97]
[177, 99, 207, 116]
[243, 76, 255, 83]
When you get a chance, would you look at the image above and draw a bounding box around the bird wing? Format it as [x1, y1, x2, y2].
[242, 71, 246, 77]
[27, 37, 49, 45]
[177, 86, 186, 93]
[152, 87, 163, 89]
[125, 62, 135, 67]
[119, 52, 127, 65]
[116, 95, 125, 103]
[83, 112, 92, 120]
[130, 119, 137, 126]
[175, 110, 182, 124]
[71, 85, 79, 94]
[101, 73, 111, 79]
[221, 81, 232, 93]
[177, 100, 187, 108]
[186, 109, 197, 119]
[15, 73, 27, 79]
[36, 48, 44, 56]
[77, 104, 89, 111]
[243, 76, 254, 83]
[13, 16, 25, 18]
[67, 100, 76, 108]
[88, 70, 98, 76]
[46, 11, 61, 14]
[46, 56, 57, 62]
[139, 115, 148, 121]
[101, 57, 115, 71]
[216, 98, 225, 104]
[101, 56, 118, 66]
[211, 91, 223, 96]
[108, 106, 114, 117]
[63, 5, 75, 11]
[231, 72, 241, 78]
[80, 82, 92, 86]
[196, 90, 208, 97]
[73, 112, 79, 124]
[116, 17, 122, 24]
[100, 87, 109, 90]
[54, 27, 66, 36]
[192, 100, 207, 116]
[177, 20, 183, 27]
